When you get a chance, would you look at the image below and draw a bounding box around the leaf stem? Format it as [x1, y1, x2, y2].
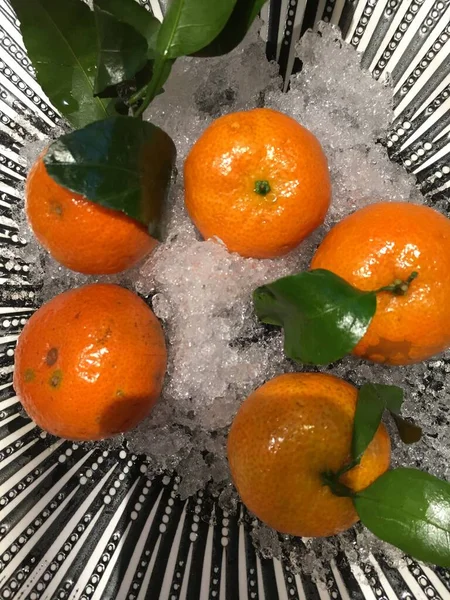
[333, 457, 360, 480]
[128, 84, 149, 108]
[133, 58, 167, 118]
[322, 471, 355, 498]
[373, 271, 418, 296]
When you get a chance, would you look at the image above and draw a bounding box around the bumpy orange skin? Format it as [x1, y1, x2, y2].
[184, 108, 331, 258]
[14, 284, 167, 440]
[311, 202, 450, 365]
[26, 154, 156, 275]
[228, 373, 390, 538]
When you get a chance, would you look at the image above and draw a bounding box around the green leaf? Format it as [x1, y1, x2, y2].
[94, 61, 152, 101]
[94, 6, 148, 95]
[253, 269, 376, 365]
[43, 116, 176, 234]
[378, 384, 404, 414]
[157, 0, 238, 59]
[132, 0, 239, 115]
[130, 58, 175, 117]
[194, 0, 268, 57]
[391, 413, 423, 445]
[354, 382, 422, 447]
[352, 384, 404, 463]
[10, 0, 115, 128]
[355, 468, 450, 567]
[94, 0, 160, 59]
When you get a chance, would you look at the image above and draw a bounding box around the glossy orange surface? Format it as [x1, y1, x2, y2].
[228, 373, 390, 538]
[26, 154, 156, 275]
[14, 284, 167, 440]
[311, 202, 450, 364]
[184, 108, 331, 258]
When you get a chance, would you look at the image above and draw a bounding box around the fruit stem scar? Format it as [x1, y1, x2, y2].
[254, 180, 271, 195]
[321, 471, 355, 498]
[373, 271, 419, 296]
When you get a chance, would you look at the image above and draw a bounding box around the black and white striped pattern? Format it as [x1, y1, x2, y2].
[0, 1, 449, 598]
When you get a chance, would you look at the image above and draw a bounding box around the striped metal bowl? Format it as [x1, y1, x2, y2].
[0, 1, 449, 598]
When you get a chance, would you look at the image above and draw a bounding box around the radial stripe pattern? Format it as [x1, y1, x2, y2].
[0, 1, 449, 598]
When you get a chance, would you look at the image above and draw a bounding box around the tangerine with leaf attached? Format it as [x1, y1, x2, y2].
[26, 153, 156, 275]
[311, 202, 450, 365]
[228, 373, 390, 538]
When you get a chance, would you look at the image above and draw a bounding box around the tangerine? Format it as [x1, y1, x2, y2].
[184, 108, 331, 258]
[14, 284, 167, 440]
[25, 153, 156, 274]
[227, 373, 390, 538]
[311, 202, 450, 364]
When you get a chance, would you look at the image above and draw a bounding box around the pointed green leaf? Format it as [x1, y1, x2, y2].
[352, 383, 404, 463]
[391, 413, 423, 445]
[355, 468, 450, 567]
[94, 0, 160, 58]
[194, 0, 268, 57]
[252, 286, 284, 326]
[352, 385, 387, 463]
[157, 0, 237, 59]
[130, 0, 238, 114]
[363, 383, 422, 445]
[377, 384, 404, 414]
[94, 7, 148, 95]
[253, 269, 376, 365]
[10, 0, 115, 128]
[43, 116, 176, 235]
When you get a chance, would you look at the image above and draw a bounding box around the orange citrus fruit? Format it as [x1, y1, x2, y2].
[228, 373, 390, 538]
[25, 153, 156, 274]
[311, 202, 450, 365]
[14, 283, 167, 440]
[184, 108, 331, 258]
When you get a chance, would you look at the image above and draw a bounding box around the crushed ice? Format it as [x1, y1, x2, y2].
[10, 21, 449, 579]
